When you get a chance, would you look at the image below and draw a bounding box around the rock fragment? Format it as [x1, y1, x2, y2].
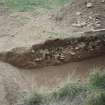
[34, 58, 42, 62]
[86, 2, 93, 8]
[58, 54, 65, 61]
[69, 51, 76, 55]
[72, 21, 86, 27]
[78, 42, 86, 48]
[101, 0, 105, 3]
[76, 12, 82, 16]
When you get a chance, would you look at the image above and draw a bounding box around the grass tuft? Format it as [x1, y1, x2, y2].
[85, 91, 105, 105]
[22, 70, 105, 105]
[23, 92, 45, 105]
[88, 71, 105, 90]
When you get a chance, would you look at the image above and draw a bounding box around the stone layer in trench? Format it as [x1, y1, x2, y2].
[0, 30, 105, 69]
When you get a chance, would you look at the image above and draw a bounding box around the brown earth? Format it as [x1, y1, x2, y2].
[0, 1, 105, 105]
[0, 56, 105, 105]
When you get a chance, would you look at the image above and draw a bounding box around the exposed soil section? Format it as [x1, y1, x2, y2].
[0, 29, 105, 69]
[0, 55, 105, 105]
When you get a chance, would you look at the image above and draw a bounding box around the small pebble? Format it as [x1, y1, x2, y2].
[34, 58, 42, 62]
[76, 12, 82, 16]
[101, 0, 105, 3]
[86, 2, 93, 8]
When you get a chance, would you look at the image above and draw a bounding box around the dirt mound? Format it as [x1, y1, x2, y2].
[54, 0, 105, 32]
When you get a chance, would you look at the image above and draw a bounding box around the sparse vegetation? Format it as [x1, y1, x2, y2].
[1, 0, 71, 11]
[88, 71, 105, 90]
[85, 91, 105, 105]
[22, 71, 105, 105]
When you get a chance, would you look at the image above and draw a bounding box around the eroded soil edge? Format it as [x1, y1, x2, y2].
[0, 30, 105, 69]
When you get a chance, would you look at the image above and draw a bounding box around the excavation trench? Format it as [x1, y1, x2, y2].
[0, 29, 105, 69]
[0, 30, 105, 105]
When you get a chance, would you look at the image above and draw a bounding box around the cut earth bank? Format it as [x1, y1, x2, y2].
[0, 29, 105, 105]
[0, 29, 105, 69]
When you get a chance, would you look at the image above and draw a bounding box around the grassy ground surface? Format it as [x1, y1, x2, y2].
[21, 70, 105, 105]
[0, 0, 71, 11]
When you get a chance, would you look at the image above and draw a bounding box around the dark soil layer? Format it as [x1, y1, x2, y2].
[0, 30, 105, 69]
